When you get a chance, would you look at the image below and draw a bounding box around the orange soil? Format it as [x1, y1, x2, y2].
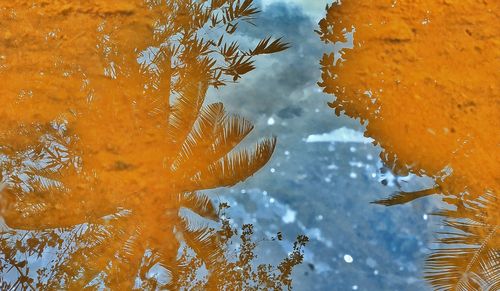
[0, 1, 278, 288]
[318, 0, 499, 200]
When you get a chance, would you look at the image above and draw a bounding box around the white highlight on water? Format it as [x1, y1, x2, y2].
[306, 127, 374, 144]
[344, 254, 354, 263]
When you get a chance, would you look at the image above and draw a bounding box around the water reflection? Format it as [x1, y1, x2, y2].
[318, 1, 499, 289]
[0, 1, 304, 289]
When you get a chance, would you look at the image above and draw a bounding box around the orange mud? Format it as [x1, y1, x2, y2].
[319, 0, 499, 200]
[0, 1, 293, 289]
[318, 1, 499, 289]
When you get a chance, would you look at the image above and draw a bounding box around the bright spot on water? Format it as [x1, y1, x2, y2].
[269, 197, 275, 203]
[262, 190, 268, 196]
[371, 173, 377, 178]
[374, 269, 379, 275]
[270, 168, 276, 173]
[367, 154, 373, 160]
[267, 117, 275, 125]
[344, 254, 354, 263]
[282, 208, 297, 224]
[305, 127, 374, 144]
[349, 161, 363, 168]
[284, 150, 290, 156]
[316, 214, 324, 221]
[352, 285, 358, 290]
[423, 214, 428, 220]
[327, 164, 338, 170]
[349, 146, 356, 153]
[350, 172, 357, 179]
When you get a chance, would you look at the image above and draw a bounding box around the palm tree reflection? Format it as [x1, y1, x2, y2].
[0, 1, 304, 289]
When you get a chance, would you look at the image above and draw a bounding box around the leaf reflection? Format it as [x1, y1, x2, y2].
[318, 1, 499, 289]
[0, 0, 305, 289]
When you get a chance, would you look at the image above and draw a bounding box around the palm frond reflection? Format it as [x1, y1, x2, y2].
[0, 0, 305, 289]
